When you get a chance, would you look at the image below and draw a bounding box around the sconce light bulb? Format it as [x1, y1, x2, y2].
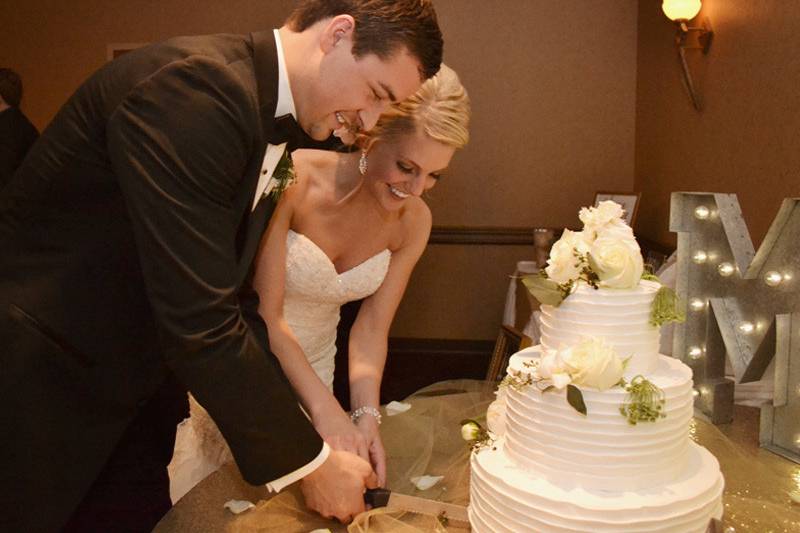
[717, 262, 735, 277]
[694, 205, 710, 220]
[692, 389, 700, 398]
[692, 250, 708, 264]
[764, 271, 783, 287]
[689, 298, 706, 311]
[662, 0, 702, 21]
[738, 322, 755, 334]
[688, 346, 704, 360]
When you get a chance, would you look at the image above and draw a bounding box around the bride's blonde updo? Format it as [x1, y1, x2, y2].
[360, 64, 470, 150]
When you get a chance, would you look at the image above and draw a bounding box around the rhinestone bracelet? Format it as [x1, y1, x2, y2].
[350, 406, 382, 425]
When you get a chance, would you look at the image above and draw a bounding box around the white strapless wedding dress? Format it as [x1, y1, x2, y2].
[168, 230, 391, 502]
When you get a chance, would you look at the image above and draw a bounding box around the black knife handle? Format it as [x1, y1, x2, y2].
[364, 488, 391, 507]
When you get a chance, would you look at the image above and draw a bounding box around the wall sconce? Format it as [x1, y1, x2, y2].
[662, 0, 714, 111]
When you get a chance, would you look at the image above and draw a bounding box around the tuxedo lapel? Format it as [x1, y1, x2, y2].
[250, 30, 281, 142]
[236, 31, 281, 274]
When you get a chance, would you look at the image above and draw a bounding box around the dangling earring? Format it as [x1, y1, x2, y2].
[358, 150, 368, 176]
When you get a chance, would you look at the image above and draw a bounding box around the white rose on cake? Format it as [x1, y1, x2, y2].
[536, 349, 573, 389]
[486, 390, 507, 435]
[561, 337, 625, 391]
[545, 229, 590, 284]
[588, 228, 643, 289]
[579, 201, 625, 237]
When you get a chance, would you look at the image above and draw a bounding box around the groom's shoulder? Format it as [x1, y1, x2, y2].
[148, 33, 251, 64]
[106, 33, 253, 84]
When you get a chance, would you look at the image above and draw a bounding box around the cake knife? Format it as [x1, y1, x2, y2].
[364, 488, 469, 526]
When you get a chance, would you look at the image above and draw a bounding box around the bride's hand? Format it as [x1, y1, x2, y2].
[312, 406, 369, 463]
[355, 415, 386, 487]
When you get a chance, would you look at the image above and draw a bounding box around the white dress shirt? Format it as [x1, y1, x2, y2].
[261, 29, 330, 492]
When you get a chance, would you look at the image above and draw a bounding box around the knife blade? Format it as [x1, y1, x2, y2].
[364, 488, 469, 525]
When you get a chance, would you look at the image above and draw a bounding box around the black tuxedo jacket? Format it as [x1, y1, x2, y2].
[0, 31, 323, 532]
[0, 106, 39, 190]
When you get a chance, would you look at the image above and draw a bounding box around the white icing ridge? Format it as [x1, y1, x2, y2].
[504, 352, 694, 492]
[540, 280, 661, 375]
[470, 441, 724, 533]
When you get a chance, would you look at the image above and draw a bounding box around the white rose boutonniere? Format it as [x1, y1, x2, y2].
[545, 229, 590, 284]
[562, 337, 625, 391]
[588, 229, 643, 289]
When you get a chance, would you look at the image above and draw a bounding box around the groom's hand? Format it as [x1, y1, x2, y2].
[300, 449, 378, 523]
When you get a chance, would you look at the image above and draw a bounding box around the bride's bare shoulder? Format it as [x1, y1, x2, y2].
[391, 198, 432, 251]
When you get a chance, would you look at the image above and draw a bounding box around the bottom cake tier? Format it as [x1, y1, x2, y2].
[470, 439, 723, 533]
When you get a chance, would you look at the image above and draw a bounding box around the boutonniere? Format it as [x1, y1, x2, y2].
[269, 149, 296, 201]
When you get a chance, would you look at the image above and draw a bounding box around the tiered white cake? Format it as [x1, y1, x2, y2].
[468, 203, 724, 533]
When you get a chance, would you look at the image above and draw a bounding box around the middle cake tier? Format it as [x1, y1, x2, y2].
[503, 348, 695, 492]
[539, 280, 662, 375]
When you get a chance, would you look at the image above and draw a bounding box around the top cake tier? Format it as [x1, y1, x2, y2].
[540, 279, 661, 375]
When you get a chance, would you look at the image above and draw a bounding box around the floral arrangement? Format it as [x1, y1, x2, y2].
[522, 201, 685, 327]
[503, 337, 626, 415]
[534, 200, 643, 293]
[500, 337, 666, 424]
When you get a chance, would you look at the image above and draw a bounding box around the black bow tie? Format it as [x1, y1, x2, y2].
[270, 114, 307, 152]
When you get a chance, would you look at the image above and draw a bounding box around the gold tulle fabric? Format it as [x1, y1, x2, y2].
[228, 380, 800, 533]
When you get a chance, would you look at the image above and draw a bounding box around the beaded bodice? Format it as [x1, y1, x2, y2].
[283, 229, 391, 377]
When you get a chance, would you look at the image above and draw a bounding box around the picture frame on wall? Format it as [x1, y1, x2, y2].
[594, 191, 641, 227]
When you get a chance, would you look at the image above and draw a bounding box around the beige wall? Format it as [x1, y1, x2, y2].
[396, 0, 638, 339]
[1, 0, 296, 129]
[1, 0, 639, 342]
[635, 0, 800, 249]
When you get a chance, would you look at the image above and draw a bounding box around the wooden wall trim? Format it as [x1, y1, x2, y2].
[429, 226, 676, 256]
[333, 335, 495, 408]
[387, 337, 495, 356]
[429, 226, 559, 245]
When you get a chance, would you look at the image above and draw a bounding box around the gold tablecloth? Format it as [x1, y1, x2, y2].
[155, 380, 800, 532]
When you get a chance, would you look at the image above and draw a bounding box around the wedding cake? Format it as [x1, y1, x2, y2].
[467, 202, 724, 532]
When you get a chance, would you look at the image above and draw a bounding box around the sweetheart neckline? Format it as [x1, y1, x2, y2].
[288, 229, 390, 277]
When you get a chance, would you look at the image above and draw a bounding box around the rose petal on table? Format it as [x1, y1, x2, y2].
[385, 401, 412, 416]
[223, 499, 255, 514]
[410, 475, 444, 490]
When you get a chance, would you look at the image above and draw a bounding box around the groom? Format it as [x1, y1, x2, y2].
[0, 1, 442, 531]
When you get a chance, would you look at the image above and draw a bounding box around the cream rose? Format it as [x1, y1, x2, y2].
[486, 397, 507, 436]
[579, 201, 625, 233]
[562, 337, 625, 391]
[545, 229, 590, 284]
[597, 218, 635, 240]
[535, 349, 573, 390]
[588, 229, 643, 289]
[461, 421, 482, 441]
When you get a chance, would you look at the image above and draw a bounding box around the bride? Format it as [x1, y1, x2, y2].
[170, 64, 470, 498]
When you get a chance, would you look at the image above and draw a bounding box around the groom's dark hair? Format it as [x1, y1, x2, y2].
[286, 0, 442, 80]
